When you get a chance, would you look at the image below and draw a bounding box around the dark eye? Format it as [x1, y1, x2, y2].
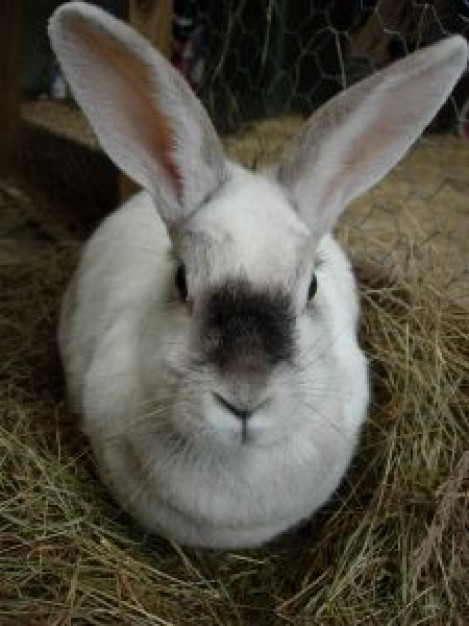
[308, 274, 317, 301]
[175, 264, 188, 301]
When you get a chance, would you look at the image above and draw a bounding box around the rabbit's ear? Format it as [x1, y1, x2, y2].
[278, 36, 468, 237]
[48, 2, 226, 227]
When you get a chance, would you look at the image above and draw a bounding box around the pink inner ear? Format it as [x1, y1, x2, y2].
[72, 16, 183, 200]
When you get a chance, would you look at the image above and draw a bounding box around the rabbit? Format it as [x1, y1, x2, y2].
[49, 2, 468, 548]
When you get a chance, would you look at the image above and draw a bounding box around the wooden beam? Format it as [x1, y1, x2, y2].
[0, 1, 23, 175]
[120, 0, 173, 201]
[128, 0, 173, 57]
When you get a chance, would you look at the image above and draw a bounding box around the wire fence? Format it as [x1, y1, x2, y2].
[186, 0, 469, 132]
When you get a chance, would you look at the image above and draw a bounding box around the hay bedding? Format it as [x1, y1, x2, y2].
[1, 131, 469, 624]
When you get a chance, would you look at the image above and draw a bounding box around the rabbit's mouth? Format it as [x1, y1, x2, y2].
[211, 391, 272, 446]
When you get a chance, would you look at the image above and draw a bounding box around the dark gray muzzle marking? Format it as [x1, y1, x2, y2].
[203, 281, 295, 372]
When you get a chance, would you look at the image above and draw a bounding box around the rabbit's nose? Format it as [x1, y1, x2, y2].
[213, 393, 253, 421]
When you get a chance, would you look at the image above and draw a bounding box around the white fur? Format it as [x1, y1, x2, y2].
[60, 184, 366, 548]
[50, 3, 467, 547]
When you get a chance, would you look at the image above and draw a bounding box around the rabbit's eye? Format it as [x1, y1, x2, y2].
[308, 274, 317, 301]
[175, 264, 188, 301]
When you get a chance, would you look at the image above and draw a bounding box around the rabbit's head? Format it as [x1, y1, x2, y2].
[49, 4, 467, 448]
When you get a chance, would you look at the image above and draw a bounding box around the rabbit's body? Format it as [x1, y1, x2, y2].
[50, 2, 467, 548]
[60, 172, 367, 548]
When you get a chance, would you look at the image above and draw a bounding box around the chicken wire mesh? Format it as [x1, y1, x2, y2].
[18, 0, 469, 304]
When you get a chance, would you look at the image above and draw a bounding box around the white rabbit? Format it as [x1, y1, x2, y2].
[49, 2, 468, 548]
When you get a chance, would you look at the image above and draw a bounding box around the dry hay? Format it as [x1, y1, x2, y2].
[1, 130, 469, 624]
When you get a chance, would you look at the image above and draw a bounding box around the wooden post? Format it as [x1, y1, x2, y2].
[119, 0, 173, 201]
[128, 0, 173, 57]
[0, 1, 23, 175]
